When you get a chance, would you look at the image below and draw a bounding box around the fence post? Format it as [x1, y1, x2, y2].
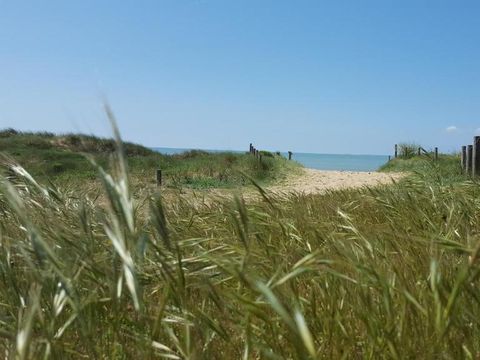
[388, 155, 391, 162]
[434, 147, 438, 161]
[417, 147, 421, 156]
[461, 146, 467, 172]
[473, 136, 480, 176]
[249, 143, 253, 154]
[288, 151, 292, 160]
[156, 169, 162, 186]
[394, 144, 398, 158]
[467, 145, 473, 176]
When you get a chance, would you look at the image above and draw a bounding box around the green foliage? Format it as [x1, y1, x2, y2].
[380, 152, 464, 185]
[259, 150, 274, 157]
[397, 142, 420, 159]
[0, 133, 479, 357]
[0, 130, 298, 188]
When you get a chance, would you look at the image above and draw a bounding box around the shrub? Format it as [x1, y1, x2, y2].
[260, 150, 274, 157]
[0, 128, 19, 137]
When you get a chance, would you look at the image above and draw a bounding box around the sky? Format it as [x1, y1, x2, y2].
[0, 0, 479, 155]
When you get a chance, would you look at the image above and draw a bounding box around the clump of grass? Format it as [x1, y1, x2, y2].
[380, 151, 464, 185]
[398, 142, 420, 159]
[1, 122, 479, 357]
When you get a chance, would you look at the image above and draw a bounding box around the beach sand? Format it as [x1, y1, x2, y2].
[265, 168, 404, 195]
[159, 168, 406, 208]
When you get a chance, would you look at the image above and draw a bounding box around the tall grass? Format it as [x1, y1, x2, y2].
[397, 143, 420, 159]
[0, 125, 479, 358]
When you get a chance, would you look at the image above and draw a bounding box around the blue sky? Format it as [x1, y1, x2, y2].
[0, 0, 479, 155]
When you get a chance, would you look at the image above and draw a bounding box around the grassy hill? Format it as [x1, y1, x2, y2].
[379, 151, 464, 184]
[0, 128, 300, 188]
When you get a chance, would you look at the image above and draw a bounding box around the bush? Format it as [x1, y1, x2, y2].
[260, 150, 274, 157]
[174, 149, 210, 159]
[0, 128, 18, 137]
[65, 134, 82, 146]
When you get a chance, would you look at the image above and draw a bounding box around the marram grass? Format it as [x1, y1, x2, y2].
[0, 130, 479, 358]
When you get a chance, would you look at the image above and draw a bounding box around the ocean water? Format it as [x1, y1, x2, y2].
[280, 152, 389, 172]
[152, 147, 389, 172]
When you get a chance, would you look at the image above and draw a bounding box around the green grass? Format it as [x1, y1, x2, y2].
[1, 131, 479, 358]
[396, 142, 421, 159]
[380, 152, 465, 184]
[0, 129, 299, 189]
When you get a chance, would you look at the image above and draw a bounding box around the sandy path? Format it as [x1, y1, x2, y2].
[265, 168, 404, 195]
[155, 168, 405, 208]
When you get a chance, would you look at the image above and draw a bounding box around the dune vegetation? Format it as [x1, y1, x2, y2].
[0, 122, 477, 358]
[0, 128, 299, 189]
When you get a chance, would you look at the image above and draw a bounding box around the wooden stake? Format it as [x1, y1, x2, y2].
[461, 146, 467, 172]
[156, 169, 162, 186]
[473, 136, 480, 176]
[467, 145, 473, 175]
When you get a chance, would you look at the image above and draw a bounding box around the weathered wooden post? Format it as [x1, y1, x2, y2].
[249, 143, 253, 154]
[394, 144, 398, 158]
[467, 145, 473, 175]
[473, 136, 480, 176]
[388, 155, 391, 161]
[156, 169, 162, 186]
[288, 151, 292, 160]
[434, 147, 438, 161]
[461, 146, 467, 172]
[417, 147, 421, 156]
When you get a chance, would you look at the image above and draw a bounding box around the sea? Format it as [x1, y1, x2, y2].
[152, 147, 389, 172]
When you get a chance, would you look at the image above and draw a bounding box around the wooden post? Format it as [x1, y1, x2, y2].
[156, 169, 162, 186]
[388, 155, 391, 161]
[394, 144, 398, 158]
[288, 151, 292, 160]
[467, 145, 473, 175]
[473, 136, 480, 176]
[417, 147, 421, 156]
[434, 147, 438, 161]
[461, 146, 467, 172]
[249, 143, 252, 153]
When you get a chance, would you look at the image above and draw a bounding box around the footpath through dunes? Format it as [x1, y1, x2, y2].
[171, 167, 407, 205]
[264, 168, 405, 195]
